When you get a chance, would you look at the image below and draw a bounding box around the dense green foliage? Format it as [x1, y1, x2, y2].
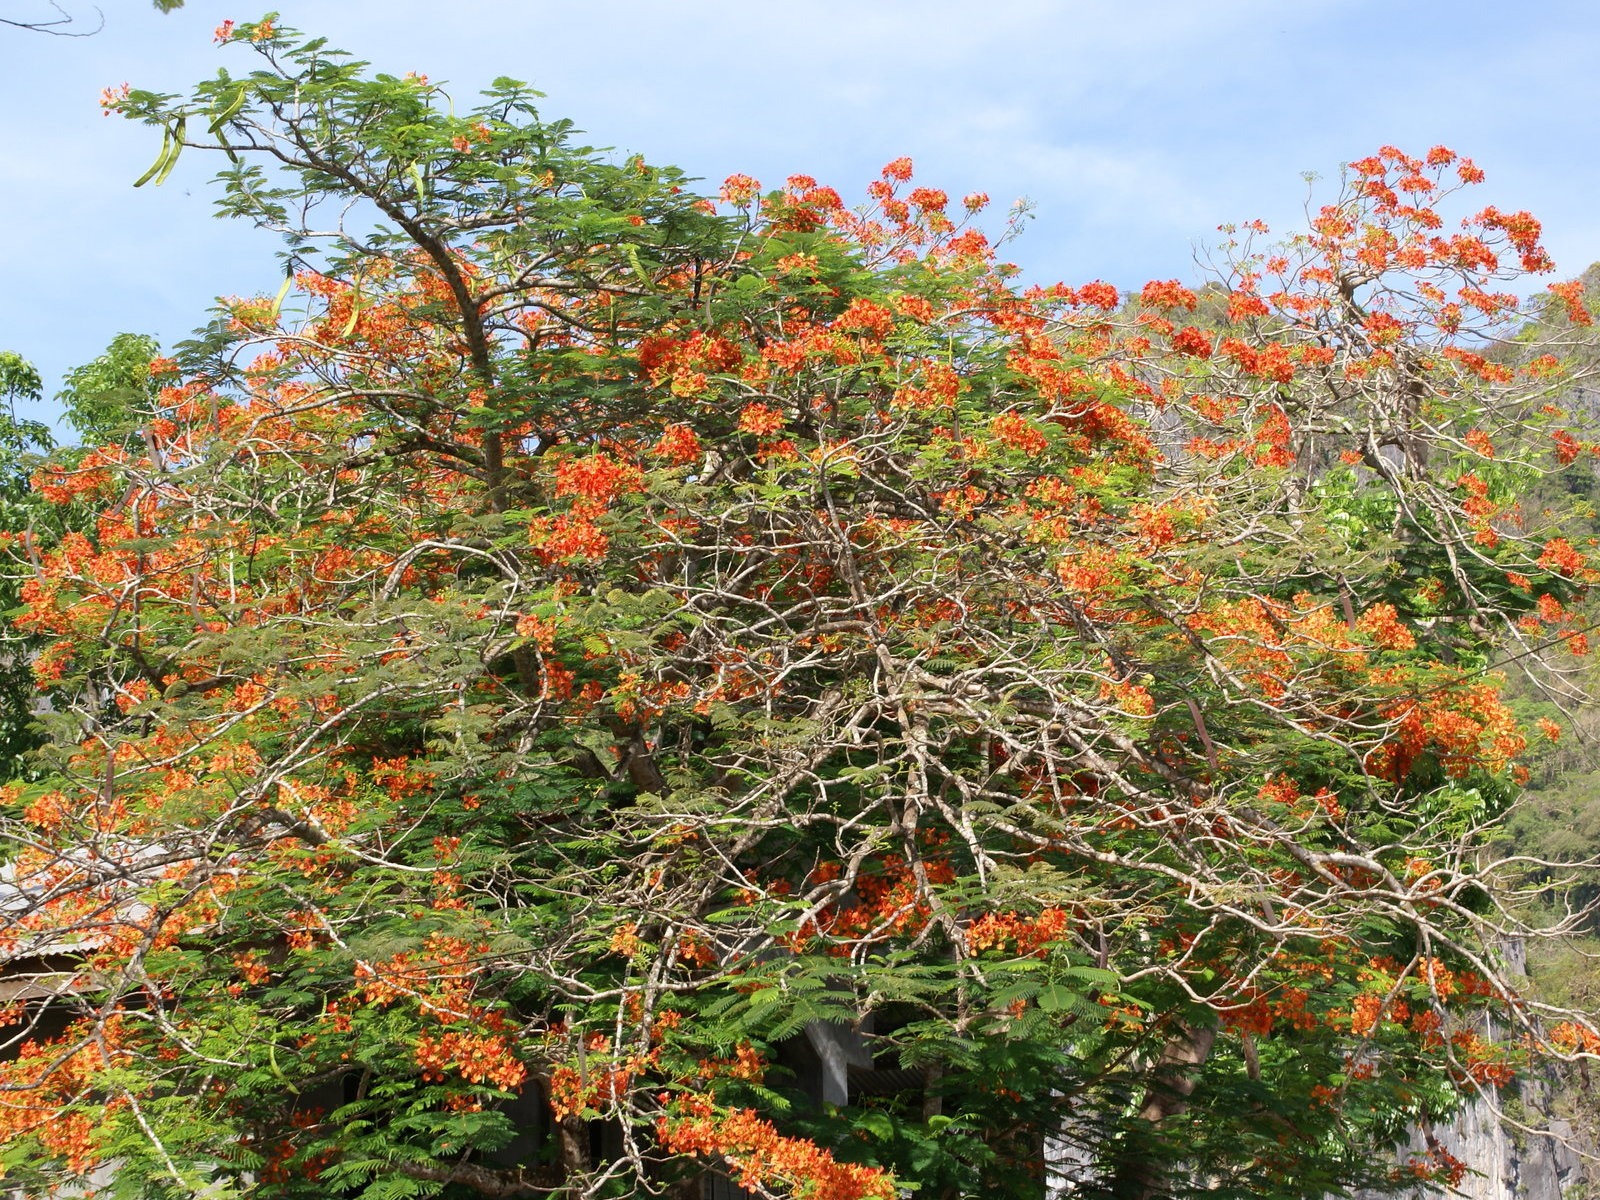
[0, 353, 52, 771]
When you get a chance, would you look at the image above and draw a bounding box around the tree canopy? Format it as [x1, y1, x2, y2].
[2, 20, 1599, 1200]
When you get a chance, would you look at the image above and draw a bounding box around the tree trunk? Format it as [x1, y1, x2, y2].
[556, 1114, 591, 1197]
[1109, 1023, 1218, 1200]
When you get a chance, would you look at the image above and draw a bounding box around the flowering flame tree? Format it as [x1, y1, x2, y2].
[2, 20, 1599, 1200]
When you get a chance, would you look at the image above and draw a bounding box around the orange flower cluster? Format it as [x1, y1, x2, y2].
[527, 511, 610, 563]
[352, 935, 534, 1097]
[1254, 776, 1344, 823]
[553, 452, 644, 502]
[0, 1017, 129, 1174]
[30, 448, 122, 506]
[832, 297, 897, 341]
[990, 411, 1050, 456]
[1139, 279, 1199, 311]
[415, 1030, 526, 1090]
[719, 174, 760, 206]
[737, 402, 786, 436]
[658, 1094, 896, 1200]
[1356, 603, 1415, 651]
[693, 1042, 768, 1084]
[892, 360, 960, 410]
[966, 907, 1069, 957]
[1550, 1020, 1600, 1055]
[548, 1033, 645, 1119]
[654, 422, 702, 465]
[1537, 537, 1587, 577]
[1450, 1029, 1515, 1088]
[1350, 992, 1391, 1037]
[816, 852, 955, 949]
[1250, 405, 1294, 467]
[1369, 681, 1525, 782]
[370, 755, 435, 802]
[1396, 1145, 1468, 1188]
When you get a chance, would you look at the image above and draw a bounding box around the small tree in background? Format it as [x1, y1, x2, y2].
[0, 352, 53, 774]
[2, 22, 1599, 1199]
[0, 335, 159, 782]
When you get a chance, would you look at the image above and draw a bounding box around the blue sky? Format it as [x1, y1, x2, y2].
[5, 0, 1600, 422]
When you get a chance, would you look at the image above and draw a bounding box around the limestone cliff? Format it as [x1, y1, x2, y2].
[1353, 1081, 1590, 1200]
